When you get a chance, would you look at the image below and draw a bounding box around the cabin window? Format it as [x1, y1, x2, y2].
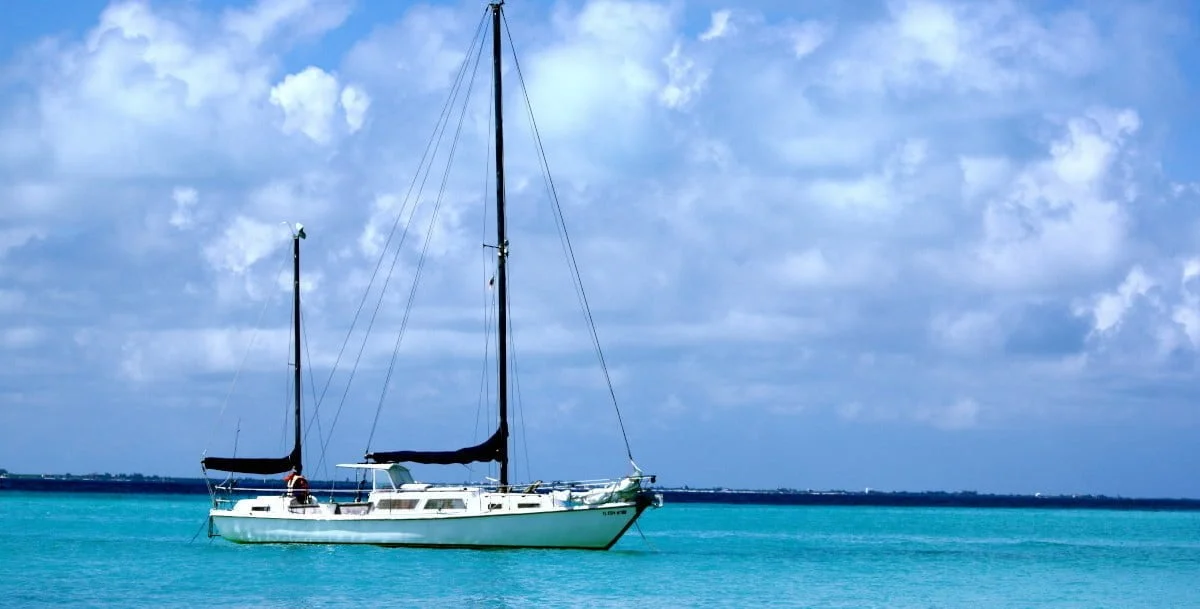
[376, 499, 418, 510]
[424, 498, 466, 510]
[516, 502, 540, 509]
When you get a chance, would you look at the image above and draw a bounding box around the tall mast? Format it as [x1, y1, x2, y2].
[491, 1, 510, 489]
[292, 225, 305, 475]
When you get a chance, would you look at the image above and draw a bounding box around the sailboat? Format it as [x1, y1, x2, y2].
[199, 1, 662, 550]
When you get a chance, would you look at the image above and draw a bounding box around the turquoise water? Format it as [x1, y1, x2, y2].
[2, 492, 1197, 607]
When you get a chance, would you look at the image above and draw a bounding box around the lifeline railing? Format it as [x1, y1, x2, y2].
[205, 473, 658, 507]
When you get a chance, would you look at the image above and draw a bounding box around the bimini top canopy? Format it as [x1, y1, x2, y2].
[335, 462, 415, 488]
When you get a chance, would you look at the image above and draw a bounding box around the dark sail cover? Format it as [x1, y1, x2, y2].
[202, 447, 300, 476]
[366, 428, 504, 465]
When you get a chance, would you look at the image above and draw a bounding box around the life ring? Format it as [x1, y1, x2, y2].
[285, 472, 310, 503]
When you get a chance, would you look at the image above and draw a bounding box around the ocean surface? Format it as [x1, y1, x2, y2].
[2, 491, 1197, 608]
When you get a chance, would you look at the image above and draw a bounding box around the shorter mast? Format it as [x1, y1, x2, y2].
[291, 224, 305, 475]
[201, 223, 307, 476]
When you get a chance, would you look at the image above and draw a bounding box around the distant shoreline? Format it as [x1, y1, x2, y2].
[3, 475, 1199, 511]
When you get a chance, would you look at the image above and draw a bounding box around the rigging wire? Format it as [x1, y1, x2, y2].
[218, 418, 240, 488]
[471, 280, 496, 474]
[188, 517, 210, 544]
[201, 242, 291, 455]
[473, 283, 497, 480]
[501, 12, 636, 462]
[470, 64, 497, 482]
[299, 308, 329, 481]
[281, 288, 295, 453]
[505, 266, 533, 483]
[365, 9, 492, 454]
[634, 521, 659, 553]
[303, 7, 491, 462]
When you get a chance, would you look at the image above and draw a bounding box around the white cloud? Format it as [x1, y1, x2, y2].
[618, 310, 827, 346]
[829, 0, 1100, 94]
[775, 133, 877, 168]
[799, 138, 928, 214]
[340, 84, 370, 132]
[1070, 255, 1200, 366]
[222, 0, 353, 47]
[775, 248, 883, 289]
[169, 187, 198, 229]
[915, 398, 983, 430]
[343, 4, 473, 96]
[966, 108, 1139, 291]
[699, 10, 733, 42]
[959, 156, 1013, 199]
[358, 194, 402, 258]
[30, 3, 269, 178]
[1085, 266, 1156, 335]
[831, 395, 985, 431]
[522, 0, 678, 177]
[119, 327, 292, 382]
[931, 311, 1004, 355]
[779, 249, 833, 286]
[659, 42, 708, 109]
[243, 174, 338, 222]
[806, 175, 893, 210]
[270, 66, 342, 144]
[0, 228, 44, 259]
[1173, 258, 1200, 347]
[790, 21, 831, 59]
[203, 216, 290, 275]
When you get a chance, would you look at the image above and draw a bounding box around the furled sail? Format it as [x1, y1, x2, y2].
[202, 446, 300, 476]
[366, 428, 504, 465]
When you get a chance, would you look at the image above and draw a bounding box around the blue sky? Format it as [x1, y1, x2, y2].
[2, 0, 1199, 497]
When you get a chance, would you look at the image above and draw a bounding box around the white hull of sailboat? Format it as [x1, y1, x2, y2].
[210, 502, 648, 549]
